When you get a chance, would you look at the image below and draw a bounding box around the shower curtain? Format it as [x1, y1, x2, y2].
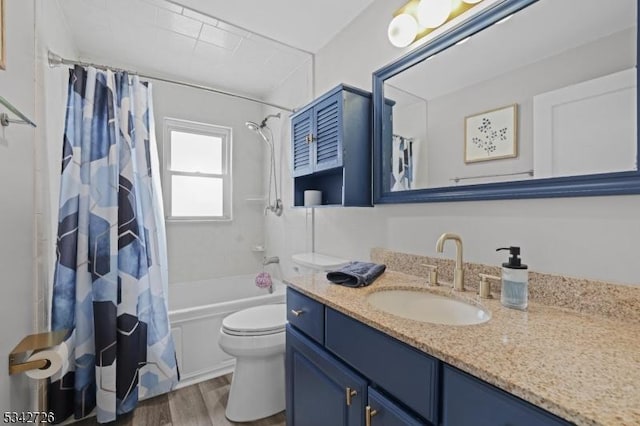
[49, 66, 178, 424]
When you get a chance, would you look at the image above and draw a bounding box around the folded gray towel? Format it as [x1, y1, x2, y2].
[326, 261, 386, 287]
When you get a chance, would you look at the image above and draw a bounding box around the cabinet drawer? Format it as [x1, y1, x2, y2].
[442, 365, 571, 426]
[367, 387, 427, 426]
[325, 308, 439, 424]
[287, 288, 324, 345]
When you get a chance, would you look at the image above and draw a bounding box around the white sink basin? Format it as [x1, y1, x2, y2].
[367, 290, 490, 326]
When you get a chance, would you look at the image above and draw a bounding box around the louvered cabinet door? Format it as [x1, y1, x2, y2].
[312, 93, 344, 172]
[291, 109, 314, 177]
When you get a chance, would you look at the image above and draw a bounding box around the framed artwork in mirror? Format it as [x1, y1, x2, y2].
[464, 104, 517, 163]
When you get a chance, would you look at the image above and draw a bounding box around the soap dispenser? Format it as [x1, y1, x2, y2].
[496, 246, 528, 310]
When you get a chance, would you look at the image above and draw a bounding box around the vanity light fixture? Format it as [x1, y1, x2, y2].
[388, 13, 419, 48]
[387, 0, 485, 48]
[417, 0, 452, 29]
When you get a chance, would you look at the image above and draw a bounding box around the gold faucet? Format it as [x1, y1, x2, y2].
[435, 233, 464, 291]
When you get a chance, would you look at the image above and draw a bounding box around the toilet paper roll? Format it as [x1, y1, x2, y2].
[304, 190, 322, 206]
[24, 341, 70, 380]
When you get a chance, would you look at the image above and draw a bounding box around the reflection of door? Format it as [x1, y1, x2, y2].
[533, 68, 637, 178]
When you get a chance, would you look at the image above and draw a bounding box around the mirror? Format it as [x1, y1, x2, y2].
[373, 0, 640, 203]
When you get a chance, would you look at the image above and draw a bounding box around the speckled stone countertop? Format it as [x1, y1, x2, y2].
[284, 271, 640, 426]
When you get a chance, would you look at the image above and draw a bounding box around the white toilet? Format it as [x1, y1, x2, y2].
[291, 252, 349, 273]
[218, 303, 287, 422]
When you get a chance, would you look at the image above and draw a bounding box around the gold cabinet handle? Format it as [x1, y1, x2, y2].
[345, 387, 357, 406]
[290, 309, 304, 317]
[365, 406, 378, 426]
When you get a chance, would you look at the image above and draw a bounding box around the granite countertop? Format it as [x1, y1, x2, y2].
[284, 271, 640, 426]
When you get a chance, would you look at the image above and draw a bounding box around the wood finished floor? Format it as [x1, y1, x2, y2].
[74, 374, 286, 426]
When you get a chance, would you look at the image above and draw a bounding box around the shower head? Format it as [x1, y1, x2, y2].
[245, 121, 261, 132]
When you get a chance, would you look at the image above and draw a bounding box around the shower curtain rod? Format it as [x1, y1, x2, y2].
[47, 51, 295, 113]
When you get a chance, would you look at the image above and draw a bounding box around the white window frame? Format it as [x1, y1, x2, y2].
[163, 117, 233, 222]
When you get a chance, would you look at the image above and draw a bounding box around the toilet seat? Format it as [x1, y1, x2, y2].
[222, 304, 286, 337]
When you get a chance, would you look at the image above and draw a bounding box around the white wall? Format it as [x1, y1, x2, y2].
[35, 0, 79, 335]
[152, 82, 268, 284]
[0, 0, 36, 412]
[266, 0, 640, 286]
[263, 60, 315, 278]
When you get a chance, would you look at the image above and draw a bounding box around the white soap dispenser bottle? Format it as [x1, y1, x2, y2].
[496, 246, 528, 310]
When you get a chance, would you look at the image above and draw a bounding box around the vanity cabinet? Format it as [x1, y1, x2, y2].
[367, 387, 424, 426]
[286, 287, 573, 426]
[291, 84, 372, 207]
[286, 326, 367, 426]
[442, 365, 570, 426]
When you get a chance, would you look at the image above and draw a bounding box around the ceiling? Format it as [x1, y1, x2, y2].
[56, 0, 373, 100]
[168, 0, 375, 53]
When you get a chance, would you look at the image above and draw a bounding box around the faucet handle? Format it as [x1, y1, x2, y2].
[422, 264, 439, 286]
[478, 273, 501, 299]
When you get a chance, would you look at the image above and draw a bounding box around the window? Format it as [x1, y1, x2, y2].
[163, 118, 232, 221]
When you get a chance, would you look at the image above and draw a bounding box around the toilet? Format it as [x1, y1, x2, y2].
[291, 252, 349, 273]
[218, 303, 287, 422]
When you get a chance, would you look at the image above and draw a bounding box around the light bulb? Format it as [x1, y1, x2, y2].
[417, 0, 452, 29]
[388, 14, 418, 48]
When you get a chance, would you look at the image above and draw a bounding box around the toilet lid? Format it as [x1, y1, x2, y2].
[222, 304, 286, 336]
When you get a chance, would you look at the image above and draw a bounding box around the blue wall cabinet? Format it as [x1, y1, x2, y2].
[286, 325, 367, 426]
[286, 288, 573, 426]
[292, 108, 314, 177]
[291, 84, 372, 207]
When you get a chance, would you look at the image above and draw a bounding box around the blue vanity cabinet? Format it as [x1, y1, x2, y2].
[291, 84, 372, 207]
[286, 287, 325, 345]
[442, 365, 572, 426]
[286, 325, 367, 426]
[367, 387, 426, 426]
[286, 288, 571, 425]
[325, 308, 438, 424]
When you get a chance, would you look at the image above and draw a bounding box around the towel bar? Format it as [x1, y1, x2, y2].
[0, 95, 37, 128]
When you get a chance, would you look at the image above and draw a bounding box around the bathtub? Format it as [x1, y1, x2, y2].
[168, 274, 285, 389]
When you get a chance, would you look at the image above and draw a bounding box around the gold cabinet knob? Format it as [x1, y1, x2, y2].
[365, 406, 378, 426]
[345, 387, 357, 406]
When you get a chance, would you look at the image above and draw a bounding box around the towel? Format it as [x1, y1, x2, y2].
[326, 261, 386, 287]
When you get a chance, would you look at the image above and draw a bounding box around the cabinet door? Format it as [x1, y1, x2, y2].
[286, 325, 366, 426]
[442, 365, 571, 426]
[313, 92, 343, 172]
[292, 109, 314, 177]
[367, 387, 427, 426]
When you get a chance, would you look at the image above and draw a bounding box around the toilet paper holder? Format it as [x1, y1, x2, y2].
[8, 329, 67, 375]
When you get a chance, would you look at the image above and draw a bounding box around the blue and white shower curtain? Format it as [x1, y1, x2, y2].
[49, 66, 178, 424]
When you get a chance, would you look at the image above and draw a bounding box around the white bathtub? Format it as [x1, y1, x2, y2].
[168, 274, 286, 389]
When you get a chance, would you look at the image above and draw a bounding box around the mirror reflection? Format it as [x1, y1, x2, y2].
[384, 0, 637, 192]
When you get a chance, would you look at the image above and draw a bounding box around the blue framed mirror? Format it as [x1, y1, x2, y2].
[373, 0, 639, 203]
